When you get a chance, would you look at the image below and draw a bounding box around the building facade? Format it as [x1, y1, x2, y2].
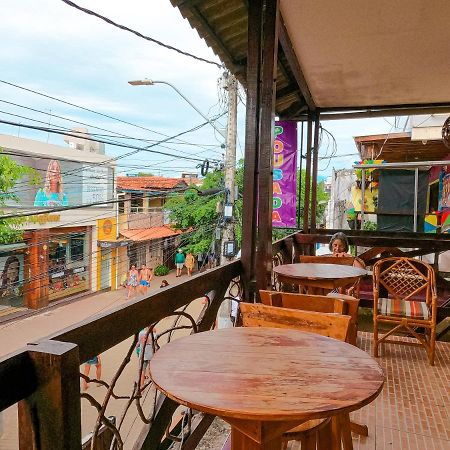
[0, 132, 115, 312]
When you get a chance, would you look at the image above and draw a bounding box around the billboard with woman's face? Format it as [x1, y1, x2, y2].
[0, 254, 24, 304]
[4, 154, 113, 209]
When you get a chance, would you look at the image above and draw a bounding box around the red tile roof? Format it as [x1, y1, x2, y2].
[120, 226, 181, 242]
[117, 176, 188, 191]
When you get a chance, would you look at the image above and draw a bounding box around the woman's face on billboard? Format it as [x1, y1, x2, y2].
[6, 261, 19, 282]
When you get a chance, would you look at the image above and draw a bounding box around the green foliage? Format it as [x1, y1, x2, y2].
[154, 264, 170, 276]
[0, 151, 40, 244]
[164, 164, 328, 251]
[363, 220, 377, 231]
[136, 172, 155, 177]
[164, 162, 244, 255]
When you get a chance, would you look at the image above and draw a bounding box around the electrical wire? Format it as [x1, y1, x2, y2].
[60, 0, 222, 68]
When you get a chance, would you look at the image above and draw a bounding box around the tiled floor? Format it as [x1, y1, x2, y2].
[289, 332, 450, 450]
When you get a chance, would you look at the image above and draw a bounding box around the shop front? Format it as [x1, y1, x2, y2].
[97, 217, 131, 291]
[48, 227, 91, 302]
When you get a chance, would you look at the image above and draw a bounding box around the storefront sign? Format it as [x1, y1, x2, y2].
[27, 213, 61, 225]
[97, 217, 116, 240]
[272, 121, 297, 228]
[98, 240, 130, 249]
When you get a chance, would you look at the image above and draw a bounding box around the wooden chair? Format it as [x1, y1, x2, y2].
[240, 303, 351, 348]
[299, 255, 364, 297]
[259, 290, 360, 346]
[373, 257, 437, 365]
[240, 303, 352, 449]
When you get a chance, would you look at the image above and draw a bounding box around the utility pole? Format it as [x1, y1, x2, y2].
[220, 72, 238, 265]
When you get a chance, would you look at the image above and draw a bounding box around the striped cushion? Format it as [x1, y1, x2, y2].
[378, 298, 430, 320]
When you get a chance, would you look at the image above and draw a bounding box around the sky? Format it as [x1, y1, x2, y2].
[0, 0, 408, 178]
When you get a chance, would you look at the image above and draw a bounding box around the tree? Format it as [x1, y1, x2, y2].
[164, 162, 243, 255]
[0, 151, 40, 244]
[136, 172, 155, 177]
[165, 164, 328, 252]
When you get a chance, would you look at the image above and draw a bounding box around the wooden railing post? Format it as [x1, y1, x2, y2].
[18, 340, 81, 450]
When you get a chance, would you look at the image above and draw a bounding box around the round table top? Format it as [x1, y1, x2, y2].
[150, 327, 384, 422]
[273, 263, 367, 280]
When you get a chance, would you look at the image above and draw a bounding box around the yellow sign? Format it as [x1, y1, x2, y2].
[27, 213, 61, 225]
[97, 217, 117, 240]
[351, 186, 378, 213]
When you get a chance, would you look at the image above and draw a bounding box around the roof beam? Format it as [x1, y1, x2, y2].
[278, 15, 315, 111]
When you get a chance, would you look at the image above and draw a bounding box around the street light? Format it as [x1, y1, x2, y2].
[128, 78, 226, 138]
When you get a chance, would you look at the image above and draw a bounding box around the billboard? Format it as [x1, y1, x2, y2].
[272, 121, 297, 228]
[0, 253, 24, 304]
[4, 154, 113, 209]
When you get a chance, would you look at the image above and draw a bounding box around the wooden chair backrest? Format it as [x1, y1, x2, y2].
[259, 290, 347, 314]
[373, 257, 436, 304]
[240, 303, 351, 342]
[299, 255, 355, 266]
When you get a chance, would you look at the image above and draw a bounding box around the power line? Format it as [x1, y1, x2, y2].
[0, 99, 220, 154]
[0, 79, 222, 150]
[0, 118, 218, 163]
[60, 0, 223, 68]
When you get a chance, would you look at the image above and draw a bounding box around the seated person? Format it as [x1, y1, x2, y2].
[328, 232, 365, 269]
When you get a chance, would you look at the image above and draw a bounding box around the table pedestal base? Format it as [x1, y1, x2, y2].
[227, 418, 303, 450]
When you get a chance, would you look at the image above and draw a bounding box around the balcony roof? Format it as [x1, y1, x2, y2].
[171, 0, 450, 117]
[354, 132, 450, 163]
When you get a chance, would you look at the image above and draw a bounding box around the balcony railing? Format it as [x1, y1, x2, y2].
[0, 261, 241, 450]
[1, 229, 450, 450]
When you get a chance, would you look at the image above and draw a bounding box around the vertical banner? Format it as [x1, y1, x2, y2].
[272, 121, 298, 227]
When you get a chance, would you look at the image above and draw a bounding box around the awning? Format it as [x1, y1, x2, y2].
[120, 226, 181, 242]
[0, 243, 27, 254]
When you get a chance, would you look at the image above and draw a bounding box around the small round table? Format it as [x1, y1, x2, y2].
[150, 327, 384, 450]
[273, 263, 367, 295]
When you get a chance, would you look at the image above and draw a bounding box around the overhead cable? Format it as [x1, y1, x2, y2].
[60, 0, 222, 68]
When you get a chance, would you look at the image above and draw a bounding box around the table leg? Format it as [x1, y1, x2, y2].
[340, 413, 354, 450]
[231, 427, 282, 450]
[350, 421, 368, 436]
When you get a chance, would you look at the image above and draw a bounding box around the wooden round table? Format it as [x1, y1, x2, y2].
[150, 327, 384, 450]
[273, 263, 367, 295]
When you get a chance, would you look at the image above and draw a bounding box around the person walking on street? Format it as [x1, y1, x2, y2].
[175, 249, 185, 277]
[82, 355, 102, 391]
[126, 264, 139, 299]
[197, 253, 204, 271]
[138, 264, 153, 295]
[185, 251, 195, 276]
[136, 326, 155, 388]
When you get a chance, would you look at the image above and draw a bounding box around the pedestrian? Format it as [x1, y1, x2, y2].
[136, 326, 155, 388]
[207, 252, 215, 269]
[185, 251, 195, 276]
[175, 249, 185, 277]
[82, 355, 102, 391]
[197, 253, 204, 271]
[126, 264, 139, 299]
[160, 279, 169, 288]
[138, 264, 153, 295]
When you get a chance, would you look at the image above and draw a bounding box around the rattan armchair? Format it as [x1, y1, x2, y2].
[373, 257, 437, 365]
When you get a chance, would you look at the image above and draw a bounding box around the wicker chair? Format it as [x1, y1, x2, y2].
[373, 257, 437, 365]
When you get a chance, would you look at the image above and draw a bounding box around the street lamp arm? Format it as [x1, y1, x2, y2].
[128, 78, 226, 138]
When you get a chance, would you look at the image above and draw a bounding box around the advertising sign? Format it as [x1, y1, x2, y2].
[0, 253, 24, 304]
[272, 121, 297, 227]
[439, 172, 450, 211]
[5, 154, 113, 209]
